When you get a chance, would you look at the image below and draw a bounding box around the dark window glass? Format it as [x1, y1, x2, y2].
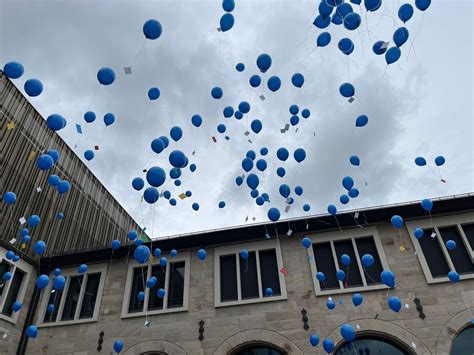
[334, 239, 363, 287]
[61, 275, 83, 321]
[235, 346, 284, 355]
[418, 229, 451, 278]
[451, 325, 474, 355]
[438, 227, 474, 274]
[335, 336, 410, 355]
[461, 224, 474, 251]
[168, 262, 185, 308]
[259, 249, 281, 296]
[148, 265, 166, 311]
[43, 281, 64, 322]
[355, 237, 383, 285]
[2, 269, 25, 317]
[79, 273, 101, 319]
[220, 254, 238, 302]
[313, 242, 339, 289]
[0, 261, 12, 297]
[240, 251, 259, 299]
[128, 267, 147, 313]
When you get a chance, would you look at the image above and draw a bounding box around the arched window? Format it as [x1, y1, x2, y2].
[230, 342, 286, 355]
[450, 324, 474, 355]
[335, 335, 412, 355]
[141, 352, 167, 355]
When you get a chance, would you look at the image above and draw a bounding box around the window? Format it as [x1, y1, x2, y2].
[0, 247, 33, 324]
[306, 227, 390, 296]
[232, 345, 285, 355]
[38, 263, 107, 327]
[214, 240, 287, 307]
[407, 213, 474, 284]
[121, 252, 190, 318]
[334, 335, 413, 355]
[450, 324, 474, 355]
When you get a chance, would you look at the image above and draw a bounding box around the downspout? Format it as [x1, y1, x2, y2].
[16, 277, 41, 354]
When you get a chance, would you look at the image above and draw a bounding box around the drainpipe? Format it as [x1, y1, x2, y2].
[17, 282, 41, 354]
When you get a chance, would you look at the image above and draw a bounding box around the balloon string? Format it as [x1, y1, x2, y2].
[130, 38, 147, 68]
[407, 12, 424, 61]
[334, 216, 342, 232]
[398, 229, 403, 249]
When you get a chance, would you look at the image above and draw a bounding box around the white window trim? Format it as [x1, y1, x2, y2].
[37, 263, 108, 327]
[214, 239, 288, 308]
[406, 212, 474, 284]
[121, 252, 190, 319]
[0, 247, 33, 324]
[306, 227, 390, 296]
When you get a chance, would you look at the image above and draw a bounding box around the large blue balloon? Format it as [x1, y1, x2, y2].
[256, 53, 272, 73]
[385, 46, 401, 65]
[146, 167, 166, 187]
[391, 215, 404, 229]
[393, 27, 409, 47]
[114, 339, 124, 353]
[170, 126, 183, 142]
[343, 12, 361, 30]
[36, 274, 50, 289]
[352, 293, 363, 306]
[291, 73, 304, 88]
[361, 254, 374, 267]
[268, 207, 280, 222]
[97, 67, 115, 85]
[294, 148, 306, 163]
[365, 0, 382, 12]
[2, 191, 16, 205]
[388, 296, 401, 312]
[421, 198, 433, 212]
[415, 156, 426, 166]
[169, 150, 187, 168]
[143, 19, 162, 40]
[276, 167, 286, 177]
[340, 324, 356, 341]
[328, 204, 337, 216]
[342, 176, 354, 190]
[415, 0, 431, 11]
[37, 154, 54, 170]
[317, 32, 331, 47]
[339, 83, 355, 98]
[220, 13, 234, 32]
[148, 87, 160, 100]
[398, 3, 414, 22]
[143, 187, 159, 204]
[242, 158, 254, 172]
[191, 114, 203, 127]
[3, 61, 24, 79]
[256, 159, 267, 172]
[338, 38, 354, 55]
[267, 76, 281, 92]
[104, 113, 115, 126]
[323, 338, 335, 353]
[277, 148, 289, 161]
[251, 120, 263, 134]
[46, 114, 67, 131]
[279, 184, 290, 198]
[24, 79, 43, 97]
[28, 215, 40, 227]
[247, 174, 259, 189]
[211, 87, 223, 99]
[434, 156, 445, 166]
[134, 245, 150, 264]
[26, 325, 38, 338]
[249, 75, 262, 88]
[84, 150, 94, 161]
[381, 270, 395, 288]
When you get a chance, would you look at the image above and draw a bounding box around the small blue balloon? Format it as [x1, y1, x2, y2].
[343, 12, 361, 30]
[328, 204, 337, 216]
[352, 293, 363, 306]
[235, 176, 244, 186]
[240, 249, 249, 260]
[34, 241, 46, 255]
[342, 176, 354, 190]
[277, 148, 289, 161]
[223, 106, 234, 118]
[13, 301, 22, 312]
[355, 115, 368, 127]
[132, 177, 145, 191]
[340, 194, 350, 204]
[303, 204, 311, 212]
[57, 179, 70, 194]
[236, 63, 245, 72]
[238, 101, 250, 114]
[434, 156, 445, 166]
[28, 215, 40, 227]
[415, 156, 427, 166]
[104, 113, 115, 126]
[446, 240, 456, 250]
[197, 249, 207, 261]
[289, 104, 299, 115]
[46, 114, 67, 131]
[339, 83, 355, 98]
[234, 111, 243, 120]
[46, 149, 60, 163]
[336, 269, 346, 281]
[391, 215, 404, 229]
[381, 270, 395, 288]
[190, 164, 196, 172]
[246, 173, 259, 189]
[448, 271, 459, 283]
[302, 237, 312, 249]
[242, 158, 254, 172]
[144, 187, 159, 204]
[211, 87, 223, 99]
[279, 184, 290, 198]
[2, 272, 12, 281]
[349, 155, 360, 166]
[385, 46, 401, 65]
[276, 167, 286, 177]
[388, 296, 401, 312]
[170, 126, 183, 142]
[26, 325, 38, 339]
[267, 76, 281, 92]
[84, 150, 94, 161]
[24, 79, 43, 97]
[365, 0, 382, 12]
[251, 119, 263, 134]
[323, 338, 335, 353]
[218, 201, 226, 208]
[310, 334, 320, 347]
[192, 203, 200, 211]
[169, 150, 187, 168]
[361, 254, 374, 268]
[301, 109, 311, 119]
[313, 15, 331, 29]
[348, 188, 359, 198]
[338, 38, 354, 55]
[112, 239, 121, 249]
[319, 1, 333, 18]
[2, 191, 16, 205]
[137, 291, 144, 301]
[414, 228, 424, 239]
[317, 32, 331, 47]
[316, 272, 325, 282]
[256, 159, 267, 172]
[340, 323, 356, 341]
[143, 19, 162, 40]
[249, 75, 262, 88]
[78, 264, 88, 273]
[160, 257, 167, 267]
[341, 254, 351, 266]
[217, 124, 226, 133]
[421, 198, 433, 212]
[36, 154, 54, 170]
[191, 114, 203, 128]
[326, 299, 336, 310]
[291, 73, 304, 88]
[265, 287, 273, 296]
[220, 13, 234, 32]
[97, 67, 115, 86]
[148, 87, 160, 100]
[268, 207, 280, 222]
[295, 186, 303, 196]
[157, 288, 166, 298]
[114, 339, 124, 353]
[154, 248, 161, 258]
[36, 274, 50, 289]
[256, 53, 272, 73]
[290, 115, 299, 126]
[3, 61, 24, 79]
[294, 148, 306, 163]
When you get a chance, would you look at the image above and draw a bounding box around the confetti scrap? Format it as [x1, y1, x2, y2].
[286, 229, 292, 237]
[178, 193, 187, 200]
[94, 145, 99, 150]
[244, 131, 250, 136]
[430, 232, 437, 238]
[216, 27, 222, 32]
[279, 267, 289, 276]
[225, 135, 230, 141]
[28, 150, 36, 161]
[211, 136, 217, 143]
[19, 217, 26, 225]
[9, 238, 17, 244]
[124, 67, 132, 75]
[36, 186, 42, 193]
[7, 121, 15, 130]
[348, 97, 355, 103]
[75, 124, 82, 134]
[399, 245, 406, 252]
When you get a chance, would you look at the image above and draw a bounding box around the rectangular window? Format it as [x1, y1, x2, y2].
[122, 252, 190, 318]
[307, 227, 390, 296]
[214, 240, 287, 307]
[407, 213, 474, 284]
[38, 264, 107, 326]
[0, 248, 32, 324]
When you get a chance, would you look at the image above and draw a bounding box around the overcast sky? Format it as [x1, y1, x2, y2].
[1, 0, 472, 239]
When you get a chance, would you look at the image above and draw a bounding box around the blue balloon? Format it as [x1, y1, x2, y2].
[46, 114, 67, 131]
[104, 113, 115, 126]
[197, 249, 207, 261]
[112, 239, 121, 249]
[146, 167, 166, 187]
[317, 32, 331, 47]
[134, 245, 150, 264]
[261, 193, 270, 202]
[170, 126, 183, 142]
[128, 230, 138, 241]
[268, 207, 280, 222]
[391, 215, 404, 229]
[2, 272, 12, 281]
[352, 293, 363, 306]
[338, 38, 354, 55]
[294, 148, 306, 163]
[249, 74, 262, 88]
[381, 270, 395, 288]
[323, 338, 335, 353]
[191, 114, 203, 128]
[157, 288, 166, 298]
[393, 27, 409, 47]
[36, 274, 49, 289]
[240, 249, 249, 260]
[36, 154, 54, 170]
[279, 184, 290, 198]
[163, 190, 171, 199]
[28, 215, 40, 227]
[350, 155, 360, 166]
[192, 203, 200, 211]
[113, 339, 124, 353]
[46, 149, 60, 163]
[234, 111, 243, 120]
[148, 87, 160, 100]
[222, 0, 235, 12]
[289, 104, 299, 115]
[143, 19, 162, 40]
[341, 254, 351, 266]
[319, 1, 333, 18]
[332, 11, 343, 25]
[267, 76, 281, 92]
[415, 156, 427, 166]
[218, 201, 226, 208]
[2, 191, 16, 205]
[276, 167, 286, 177]
[348, 188, 359, 198]
[3, 61, 24, 79]
[236, 63, 245, 72]
[398, 3, 414, 22]
[448, 271, 460, 283]
[414, 228, 424, 239]
[143, 187, 159, 204]
[303, 204, 311, 212]
[336, 269, 346, 281]
[290, 115, 299, 126]
[344, 12, 361, 30]
[24, 79, 43, 97]
[21, 235, 31, 244]
[238, 101, 250, 114]
[327, 299, 336, 310]
[153, 248, 161, 258]
[151, 138, 165, 154]
[84, 150, 94, 161]
[13, 301, 22, 312]
[170, 168, 181, 180]
[235, 176, 244, 186]
[295, 186, 303, 196]
[34, 241, 46, 255]
[373, 40, 388, 55]
[388, 296, 401, 312]
[264, 287, 273, 296]
[5, 251, 15, 260]
[12, 254, 20, 262]
[57, 180, 70, 194]
[301, 109, 311, 119]
[256, 53, 272, 73]
[223, 106, 234, 118]
[277, 148, 289, 161]
[291, 73, 305, 88]
[339, 83, 355, 98]
[302, 237, 312, 248]
[313, 15, 331, 29]
[340, 194, 349, 204]
[415, 0, 431, 11]
[135, 239, 143, 246]
[211, 87, 223, 99]
[337, 2, 353, 16]
[421, 198, 433, 212]
[250, 120, 263, 134]
[242, 158, 253, 172]
[20, 228, 29, 237]
[246, 174, 259, 189]
[26, 325, 38, 339]
[217, 124, 226, 133]
[97, 67, 115, 85]
[385, 46, 401, 65]
[256, 159, 267, 172]
[342, 176, 354, 190]
[132, 177, 144, 191]
[316, 272, 326, 282]
[189, 164, 196, 172]
[78, 264, 88, 273]
[147, 277, 157, 288]
[446, 240, 456, 250]
[434, 156, 445, 166]
[220, 13, 234, 32]
[365, 0, 382, 12]
[328, 204, 337, 216]
[310, 334, 320, 347]
[169, 150, 187, 168]
[340, 324, 356, 342]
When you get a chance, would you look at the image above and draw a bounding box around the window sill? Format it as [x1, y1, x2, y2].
[0, 313, 18, 325]
[315, 284, 388, 297]
[38, 317, 98, 328]
[215, 294, 287, 308]
[426, 273, 474, 284]
[121, 306, 188, 319]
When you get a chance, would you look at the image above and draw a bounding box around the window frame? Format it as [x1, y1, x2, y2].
[306, 227, 390, 296]
[214, 239, 287, 308]
[121, 251, 190, 319]
[0, 247, 33, 324]
[406, 212, 474, 284]
[37, 263, 107, 327]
